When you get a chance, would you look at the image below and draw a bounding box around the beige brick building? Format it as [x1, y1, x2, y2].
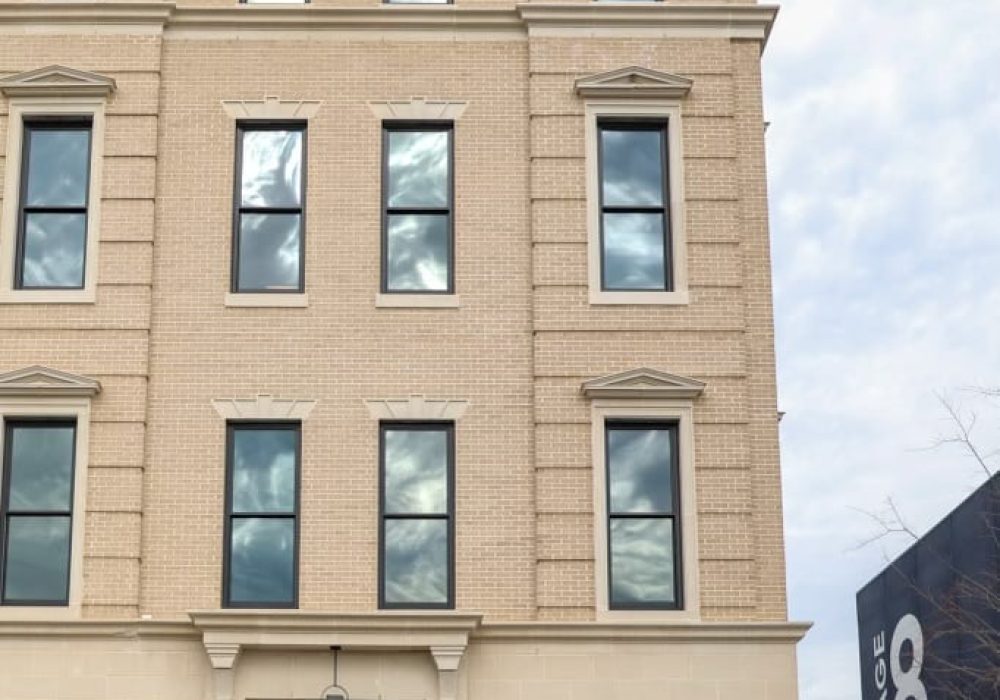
[0, 0, 806, 697]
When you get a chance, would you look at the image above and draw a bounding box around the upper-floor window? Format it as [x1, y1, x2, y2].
[605, 421, 682, 609]
[15, 120, 92, 290]
[381, 123, 454, 294]
[223, 423, 300, 608]
[1, 420, 76, 605]
[598, 121, 671, 292]
[379, 422, 454, 608]
[232, 122, 306, 294]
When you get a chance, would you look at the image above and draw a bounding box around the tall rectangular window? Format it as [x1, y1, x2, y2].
[15, 120, 92, 290]
[379, 423, 454, 608]
[381, 123, 453, 294]
[224, 423, 299, 608]
[232, 122, 306, 294]
[1, 420, 76, 605]
[605, 422, 681, 609]
[598, 121, 671, 291]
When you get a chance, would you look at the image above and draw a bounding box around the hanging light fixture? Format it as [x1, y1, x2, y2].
[319, 646, 350, 700]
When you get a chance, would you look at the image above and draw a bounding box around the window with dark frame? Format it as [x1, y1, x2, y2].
[598, 120, 672, 292]
[15, 119, 93, 290]
[232, 122, 306, 294]
[223, 423, 300, 608]
[379, 422, 454, 608]
[605, 421, 682, 609]
[1, 420, 77, 606]
[381, 122, 454, 294]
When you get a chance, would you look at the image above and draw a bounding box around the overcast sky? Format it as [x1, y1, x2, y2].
[762, 1, 1000, 697]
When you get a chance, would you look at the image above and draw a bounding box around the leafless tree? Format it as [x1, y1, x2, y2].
[856, 391, 1000, 699]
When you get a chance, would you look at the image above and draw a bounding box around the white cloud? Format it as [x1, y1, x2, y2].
[764, 0, 1000, 697]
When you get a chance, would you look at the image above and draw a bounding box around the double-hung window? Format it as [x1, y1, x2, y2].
[598, 121, 672, 292]
[605, 421, 682, 609]
[381, 123, 454, 294]
[232, 122, 306, 294]
[15, 120, 92, 290]
[379, 422, 454, 608]
[1, 420, 76, 605]
[223, 423, 300, 608]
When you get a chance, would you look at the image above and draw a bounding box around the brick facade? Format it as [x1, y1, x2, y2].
[0, 1, 805, 698]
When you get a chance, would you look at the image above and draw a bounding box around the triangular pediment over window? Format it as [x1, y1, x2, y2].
[0, 65, 116, 98]
[582, 367, 705, 399]
[575, 66, 693, 99]
[0, 366, 101, 397]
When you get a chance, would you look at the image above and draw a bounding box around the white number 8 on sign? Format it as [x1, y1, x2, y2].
[890, 614, 927, 700]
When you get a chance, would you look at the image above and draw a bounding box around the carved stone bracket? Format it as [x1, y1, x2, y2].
[204, 642, 242, 700]
[431, 645, 467, 700]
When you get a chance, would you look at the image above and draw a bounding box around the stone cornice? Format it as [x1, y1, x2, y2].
[476, 621, 812, 644]
[168, 5, 521, 34]
[0, 616, 810, 645]
[0, 2, 778, 46]
[518, 3, 778, 44]
[0, 2, 171, 26]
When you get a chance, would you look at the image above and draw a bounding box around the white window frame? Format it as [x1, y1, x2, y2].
[585, 100, 688, 306]
[591, 399, 699, 620]
[0, 98, 107, 304]
[0, 395, 92, 618]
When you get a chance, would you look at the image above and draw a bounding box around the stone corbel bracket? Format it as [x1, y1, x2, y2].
[204, 642, 242, 700]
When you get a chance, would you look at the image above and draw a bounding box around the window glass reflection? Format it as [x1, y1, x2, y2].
[602, 213, 665, 290]
[232, 429, 296, 514]
[386, 214, 449, 291]
[384, 430, 448, 514]
[21, 213, 86, 288]
[601, 129, 664, 207]
[387, 131, 449, 208]
[384, 519, 448, 604]
[9, 425, 75, 512]
[229, 517, 295, 605]
[610, 518, 675, 606]
[237, 213, 301, 291]
[241, 130, 302, 208]
[26, 129, 90, 207]
[4, 516, 71, 602]
[608, 428, 672, 514]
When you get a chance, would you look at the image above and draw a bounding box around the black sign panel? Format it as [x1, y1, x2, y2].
[856, 473, 1000, 699]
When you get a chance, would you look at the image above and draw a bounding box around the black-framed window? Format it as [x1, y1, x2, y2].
[379, 422, 454, 608]
[232, 122, 306, 293]
[223, 423, 300, 608]
[605, 421, 682, 609]
[381, 122, 454, 294]
[15, 119, 93, 290]
[1, 420, 77, 606]
[598, 121, 672, 291]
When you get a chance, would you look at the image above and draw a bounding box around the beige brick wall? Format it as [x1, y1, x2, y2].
[0, 0, 787, 629]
